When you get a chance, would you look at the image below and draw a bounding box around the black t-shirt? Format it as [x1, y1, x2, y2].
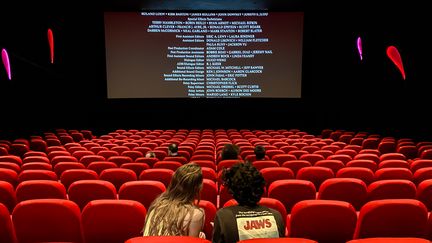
[212, 205, 285, 243]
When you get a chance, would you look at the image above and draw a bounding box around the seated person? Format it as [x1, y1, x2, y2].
[220, 144, 240, 161]
[212, 162, 284, 243]
[145, 151, 156, 158]
[254, 145, 267, 160]
[143, 163, 205, 238]
[168, 143, 179, 156]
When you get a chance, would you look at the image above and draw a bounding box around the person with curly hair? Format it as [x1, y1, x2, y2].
[212, 162, 284, 243]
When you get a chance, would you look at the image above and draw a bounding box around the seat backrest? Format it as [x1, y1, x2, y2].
[15, 180, 66, 202]
[196, 200, 217, 241]
[139, 168, 174, 187]
[318, 178, 367, 210]
[99, 168, 137, 191]
[336, 167, 375, 185]
[417, 179, 432, 211]
[354, 199, 428, 239]
[60, 169, 99, 190]
[119, 180, 166, 209]
[288, 199, 357, 243]
[0, 181, 16, 213]
[296, 167, 334, 190]
[268, 179, 316, 213]
[367, 179, 416, 201]
[17, 170, 58, 183]
[374, 168, 413, 181]
[0, 202, 17, 243]
[12, 199, 83, 243]
[261, 167, 295, 189]
[82, 199, 146, 243]
[68, 179, 117, 210]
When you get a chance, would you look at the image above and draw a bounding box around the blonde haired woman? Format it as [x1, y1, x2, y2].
[143, 163, 205, 238]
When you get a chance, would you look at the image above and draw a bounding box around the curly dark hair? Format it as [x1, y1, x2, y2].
[222, 162, 265, 206]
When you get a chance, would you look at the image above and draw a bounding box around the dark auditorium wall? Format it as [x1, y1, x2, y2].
[0, 1, 430, 140]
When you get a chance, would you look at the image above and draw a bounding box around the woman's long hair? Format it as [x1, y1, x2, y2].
[144, 163, 203, 236]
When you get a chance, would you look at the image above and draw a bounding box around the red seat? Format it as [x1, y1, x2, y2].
[0, 168, 18, 187]
[82, 199, 147, 243]
[327, 154, 352, 164]
[196, 200, 217, 240]
[135, 157, 159, 167]
[296, 167, 334, 190]
[87, 161, 118, 175]
[53, 162, 86, 177]
[378, 160, 409, 169]
[99, 168, 137, 191]
[22, 156, 50, 164]
[120, 163, 150, 177]
[163, 156, 188, 164]
[252, 160, 280, 170]
[417, 179, 432, 211]
[410, 159, 432, 173]
[60, 169, 99, 189]
[0, 162, 20, 173]
[337, 167, 375, 185]
[0, 155, 22, 166]
[79, 155, 106, 166]
[0, 202, 17, 243]
[374, 168, 413, 181]
[268, 179, 316, 213]
[346, 160, 378, 172]
[153, 161, 183, 171]
[367, 179, 416, 201]
[199, 179, 217, 206]
[17, 170, 57, 183]
[288, 200, 357, 243]
[107, 155, 134, 167]
[68, 180, 117, 210]
[298, 154, 323, 165]
[354, 154, 380, 163]
[318, 178, 367, 210]
[272, 154, 297, 165]
[191, 160, 216, 170]
[354, 199, 428, 239]
[97, 150, 120, 160]
[139, 168, 174, 187]
[413, 168, 432, 185]
[12, 199, 83, 243]
[314, 160, 345, 174]
[0, 181, 16, 213]
[15, 180, 66, 202]
[119, 180, 166, 209]
[261, 167, 295, 189]
[379, 153, 406, 162]
[50, 155, 77, 166]
[281, 160, 312, 176]
[397, 145, 418, 160]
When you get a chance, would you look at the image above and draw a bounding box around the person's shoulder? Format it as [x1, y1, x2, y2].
[259, 205, 282, 216]
[191, 207, 205, 221]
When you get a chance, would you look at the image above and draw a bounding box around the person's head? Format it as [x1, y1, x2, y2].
[145, 151, 156, 158]
[145, 163, 203, 235]
[168, 143, 178, 156]
[222, 162, 265, 207]
[165, 163, 203, 202]
[221, 143, 240, 160]
[254, 145, 266, 160]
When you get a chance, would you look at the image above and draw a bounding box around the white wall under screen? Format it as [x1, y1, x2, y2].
[104, 11, 304, 98]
